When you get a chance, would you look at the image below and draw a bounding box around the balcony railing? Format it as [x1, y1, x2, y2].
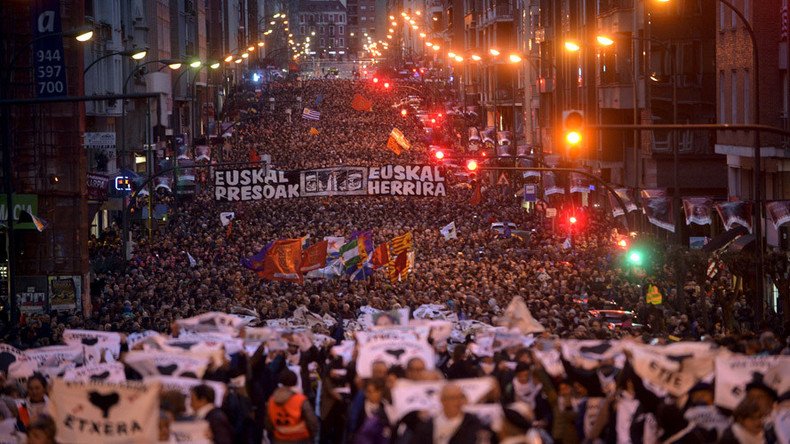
[480, 3, 513, 25]
[598, 0, 634, 15]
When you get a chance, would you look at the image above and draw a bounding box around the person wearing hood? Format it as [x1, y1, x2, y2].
[265, 369, 319, 444]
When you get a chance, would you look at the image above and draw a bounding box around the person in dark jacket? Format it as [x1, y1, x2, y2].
[264, 369, 319, 444]
[409, 383, 485, 444]
[190, 384, 235, 444]
[719, 396, 769, 444]
[348, 378, 391, 443]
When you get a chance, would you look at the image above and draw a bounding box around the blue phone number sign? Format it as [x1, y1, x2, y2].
[32, 0, 68, 98]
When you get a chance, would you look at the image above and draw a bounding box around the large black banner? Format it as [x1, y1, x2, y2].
[214, 165, 447, 201]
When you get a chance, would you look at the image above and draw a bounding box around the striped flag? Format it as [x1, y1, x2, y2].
[387, 231, 414, 283]
[351, 93, 373, 111]
[19, 210, 47, 232]
[389, 128, 411, 150]
[302, 108, 321, 121]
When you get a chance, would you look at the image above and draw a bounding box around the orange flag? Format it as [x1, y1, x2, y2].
[351, 93, 373, 111]
[300, 240, 328, 273]
[309, 127, 320, 136]
[369, 243, 390, 270]
[259, 239, 303, 283]
[386, 135, 402, 155]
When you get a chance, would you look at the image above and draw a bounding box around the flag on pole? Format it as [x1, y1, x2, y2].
[220, 212, 235, 226]
[388, 128, 411, 151]
[300, 240, 328, 273]
[369, 243, 390, 270]
[186, 252, 197, 268]
[387, 136, 403, 155]
[241, 243, 273, 271]
[351, 93, 373, 111]
[387, 232, 414, 283]
[562, 238, 572, 250]
[302, 108, 321, 121]
[259, 239, 303, 283]
[309, 127, 320, 136]
[440, 222, 457, 240]
[19, 210, 48, 232]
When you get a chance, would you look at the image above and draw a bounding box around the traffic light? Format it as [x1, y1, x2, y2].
[626, 248, 644, 266]
[562, 110, 584, 147]
[434, 150, 445, 160]
[569, 216, 577, 225]
[384, 82, 391, 89]
[466, 159, 478, 172]
[373, 77, 379, 83]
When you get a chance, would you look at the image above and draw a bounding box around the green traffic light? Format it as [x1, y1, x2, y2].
[627, 250, 643, 266]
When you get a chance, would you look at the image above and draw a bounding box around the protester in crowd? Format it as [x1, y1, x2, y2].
[190, 384, 235, 444]
[265, 369, 319, 444]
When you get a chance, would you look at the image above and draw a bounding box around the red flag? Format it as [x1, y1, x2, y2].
[249, 149, 261, 163]
[259, 239, 303, 283]
[351, 93, 373, 111]
[393, 251, 409, 277]
[370, 243, 390, 270]
[469, 182, 482, 206]
[300, 240, 328, 273]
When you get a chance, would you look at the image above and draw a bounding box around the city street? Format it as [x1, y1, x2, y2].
[0, 0, 789, 443]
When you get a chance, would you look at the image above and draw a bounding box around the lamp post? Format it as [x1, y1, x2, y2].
[83, 47, 148, 75]
[0, 25, 93, 323]
[120, 58, 183, 260]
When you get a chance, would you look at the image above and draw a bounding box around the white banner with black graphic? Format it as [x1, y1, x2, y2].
[24, 345, 83, 367]
[683, 405, 731, 436]
[355, 327, 429, 346]
[357, 307, 411, 329]
[610, 188, 638, 217]
[356, 338, 435, 378]
[144, 376, 226, 413]
[561, 340, 624, 371]
[63, 363, 126, 384]
[126, 331, 161, 350]
[390, 377, 494, 420]
[49, 379, 160, 444]
[0, 344, 23, 374]
[628, 343, 716, 397]
[169, 420, 211, 443]
[124, 351, 209, 379]
[175, 312, 246, 335]
[715, 201, 753, 232]
[714, 355, 790, 410]
[63, 329, 122, 363]
[214, 165, 447, 201]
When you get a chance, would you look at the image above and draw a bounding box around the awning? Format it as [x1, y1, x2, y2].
[702, 225, 748, 253]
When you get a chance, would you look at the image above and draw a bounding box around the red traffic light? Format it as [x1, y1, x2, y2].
[569, 216, 578, 224]
[430, 118, 436, 124]
[401, 109, 408, 117]
[384, 82, 391, 89]
[466, 159, 478, 171]
[373, 77, 379, 83]
[435, 150, 445, 160]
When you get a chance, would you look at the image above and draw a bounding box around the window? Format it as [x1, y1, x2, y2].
[300, 26, 305, 35]
[719, 3, 726, 30]
[320, 38, 325, 46]
[732, 70, 739, 123]
[300, 14, 305, 24]
[719, 71, 726, 122]
[329, 26, 335, 36]
[361, 16, 366, 21]
[330, 38, 335, 46]
[320, 26, 325, 35]
[731, 1, 737, 28]
[339, 25, 344, 35]
[339, 38, 344, 46]
[744, 70, 751, 123]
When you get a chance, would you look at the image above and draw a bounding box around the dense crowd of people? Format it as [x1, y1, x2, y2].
[0, 77, 787, 443]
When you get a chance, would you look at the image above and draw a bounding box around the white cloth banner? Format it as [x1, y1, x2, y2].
[774, 408, 790, 444]
[440, 222, 458, 240]
[144, 376, 225, 413]
[49, 379, 160, 444]
[175, 312, 245, 334]
[409, 320, 453, 343]
[561, 340, 624, 371]
[628, 343, 715, 397]
[126, 331, 162, 350]
[357, 307, 410, 328]
[356, 338, 435, 378]
[683, 405, 730, 436]
[714, 355, 790, 410]
[497, 297, 545, 334]
[63, 329, 122, 363]
[169, 420, 211, 443]
[63, 362, 126, 383]
[390, 377, 494, 420]
[124, 351, 209, 379]
[0, 344, 23, 373]
[356, 327, 429, 345]
[24, 345, 83, 367]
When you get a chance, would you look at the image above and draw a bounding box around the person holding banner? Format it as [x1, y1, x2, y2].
[190, 384, 234, 444]
[408, 384, 485, 444]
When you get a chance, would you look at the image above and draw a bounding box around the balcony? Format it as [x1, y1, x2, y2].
[479, 3, 513, 27]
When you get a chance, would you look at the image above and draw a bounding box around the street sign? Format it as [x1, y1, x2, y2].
[545, 208, 557, 218]
[32, 0, 68, 98]
[523, 184, 537, 202]
[497, 172, 510, 186]
[0, 194, 40, 230]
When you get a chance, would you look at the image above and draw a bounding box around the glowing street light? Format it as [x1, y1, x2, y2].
[596, 35, 615, 46]
[508, 53, 522, 63]
[471, 54, 482, 61]
[489, 48, 500, 57]
[564, 40, 581, 52]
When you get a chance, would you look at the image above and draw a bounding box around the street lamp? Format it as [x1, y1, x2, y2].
[83, 47, 149, 75]
[564, 41, 581, 52]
